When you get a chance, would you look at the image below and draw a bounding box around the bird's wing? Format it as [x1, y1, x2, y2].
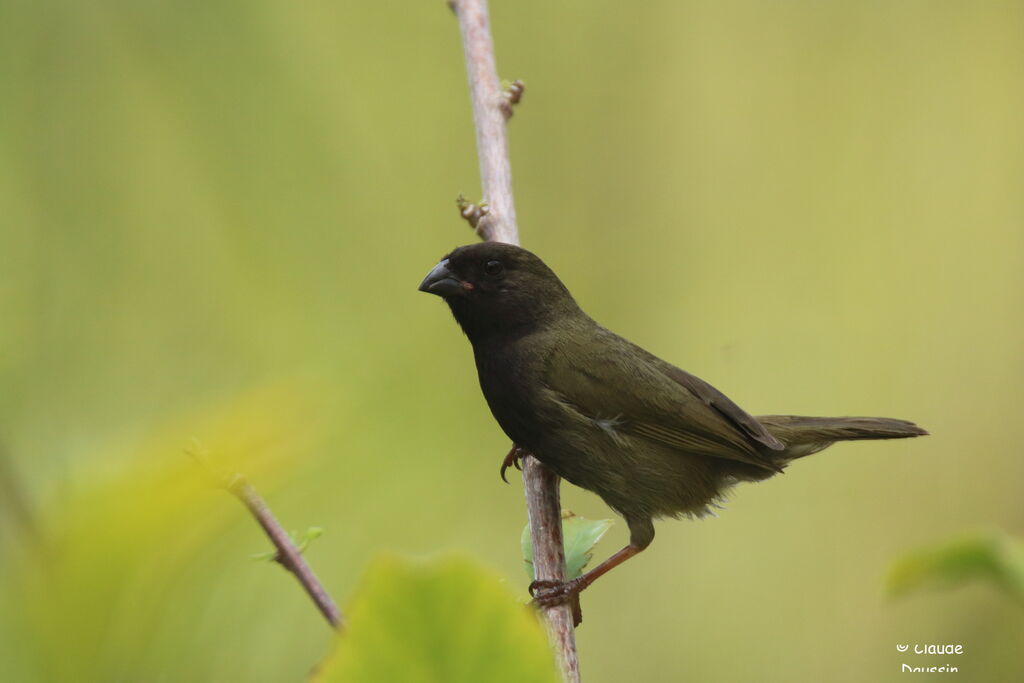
[650, 359, 785, 452]
[542, 326, 783, 471]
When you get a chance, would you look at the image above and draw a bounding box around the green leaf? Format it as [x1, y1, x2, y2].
[314, 555, 559, 683]
[297, 526, 324, 552]
[522, 511, 613, 581]
[887, 530, 1024, 604]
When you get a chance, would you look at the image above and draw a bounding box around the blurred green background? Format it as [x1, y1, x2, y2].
[1, 0, 1022, 681]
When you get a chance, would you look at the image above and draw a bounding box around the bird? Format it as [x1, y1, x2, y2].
[419, 241, 927, 610]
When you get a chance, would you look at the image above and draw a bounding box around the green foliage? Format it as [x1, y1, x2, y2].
[522, 511, 613, 581]
[0, 388, 315, 682]
[314, 556, 559, 683]
[1, 1, 1022, 681]
[887, 530, 1024, 605]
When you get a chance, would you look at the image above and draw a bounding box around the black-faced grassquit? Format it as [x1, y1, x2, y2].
[420, 242, 927, 607]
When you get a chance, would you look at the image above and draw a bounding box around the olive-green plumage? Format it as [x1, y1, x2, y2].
[420, 242, 927, 592]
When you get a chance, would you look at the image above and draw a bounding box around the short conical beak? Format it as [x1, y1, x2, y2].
[418, 259, 466, 297]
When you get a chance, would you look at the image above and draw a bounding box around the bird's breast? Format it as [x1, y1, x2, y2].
[471, 336, 552, 450]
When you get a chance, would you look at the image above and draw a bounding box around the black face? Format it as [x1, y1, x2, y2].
[418, 242, 577, 341]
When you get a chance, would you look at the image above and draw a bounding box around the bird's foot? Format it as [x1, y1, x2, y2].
[500, 445, 526, 483]
[528, 578, 583, 607]
[529, 579, 584, 626]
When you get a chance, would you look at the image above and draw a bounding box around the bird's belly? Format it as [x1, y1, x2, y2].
[473, 342, 744, 520]
[532, 420, 732, 521]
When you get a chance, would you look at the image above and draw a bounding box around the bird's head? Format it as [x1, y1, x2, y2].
[418, 242, 579, 341]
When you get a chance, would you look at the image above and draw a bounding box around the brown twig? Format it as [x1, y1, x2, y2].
[449, 1, 581, 680]
[188, 445, 343, 631]
[451, 0, 518, 245]
[226, 475, 344, 630]
[522, 459, 581, 680]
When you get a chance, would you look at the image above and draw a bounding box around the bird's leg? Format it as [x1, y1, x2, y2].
[499, 444, 526, 483]
[529, 543, 644, 609]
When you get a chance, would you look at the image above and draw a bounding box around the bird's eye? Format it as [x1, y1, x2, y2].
[484, 260, 504, 276]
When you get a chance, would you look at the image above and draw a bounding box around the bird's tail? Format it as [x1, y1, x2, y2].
[755, 415, 928, 461]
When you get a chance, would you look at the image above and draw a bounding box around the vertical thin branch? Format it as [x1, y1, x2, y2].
[522, 459, 581, 681]
[453, 0, 518, 245]
[450, 1, 581, 680]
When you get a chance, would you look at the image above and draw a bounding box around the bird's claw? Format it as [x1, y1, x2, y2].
[500, 445, 526, 483]
[528, 578, 582, 607]
[529, 578, 585, 626]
